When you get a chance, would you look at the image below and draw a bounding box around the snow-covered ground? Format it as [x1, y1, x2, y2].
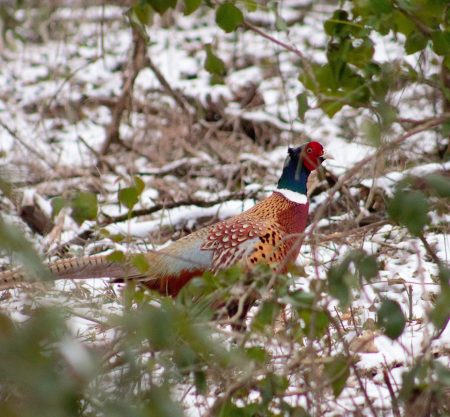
[0, 2, 448, 416]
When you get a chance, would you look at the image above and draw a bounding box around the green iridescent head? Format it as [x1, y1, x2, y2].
[277, 141, 325, 194]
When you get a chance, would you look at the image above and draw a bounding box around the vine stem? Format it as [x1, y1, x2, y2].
[243, 20, 319, 90]
[243, 20, 306, 59]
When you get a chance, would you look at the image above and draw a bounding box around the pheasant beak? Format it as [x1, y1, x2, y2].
[320, 150, 333, 163]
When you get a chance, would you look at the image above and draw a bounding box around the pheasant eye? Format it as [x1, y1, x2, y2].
[306, 148, 312, 154]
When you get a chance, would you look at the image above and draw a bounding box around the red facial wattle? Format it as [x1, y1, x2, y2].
[303, 141, 324, 171]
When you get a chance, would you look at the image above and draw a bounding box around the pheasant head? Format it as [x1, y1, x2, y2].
[277, 141, 325, 196]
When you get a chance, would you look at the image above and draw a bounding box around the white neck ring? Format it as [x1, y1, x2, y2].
[276, 189, 308, 204]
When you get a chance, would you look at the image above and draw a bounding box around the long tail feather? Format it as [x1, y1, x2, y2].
[0, 255, 141, 290]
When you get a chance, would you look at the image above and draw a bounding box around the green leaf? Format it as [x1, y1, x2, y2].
[437, 265, 450, 288]
[209, 73, 225, 85]
[324, 10, 350, 37]
[145, 306, 177, 349]
[430, 267, 450, 329]
[425, 174, 450, 198]
[392, 10, 416, 36]
[430, 288, 450, 329]
[296, 92, 309, 122]
[0, 216, 51, 282]
[362, 119, 381, 145]
[327, 264, 353, 309]
[324, 355, 350, 397]
[174, 344, 198, 370]
[106, 250, 126, 263]
[377, 299, 406, 339]
[194, 370, 207, 394]
[217, 400, 255, 417]
[258, 373, 289, 405]
[243, 0, 257, 12]
[204, 44, 226, 76]
[355, 254, 378, 280]
[147, 0, 177, 14]
[327, 250, 376, 307]
[299, 309, 330, 339]
[70, 191, 98, 225]
[431, 30, 450, 56]
[132, 3, 153, 25]
[404, 31, 428, 54]
[444, 54, 450, 71]
[347, 38, 374, 67]
[51, 196, 66, 219]
[287, 291, 315, 309]
[184, 0, 201, 15]
[111, 233, 125, 242]
[435, 361, 450, 386]
[377, 102, 399, 126]
[275, 14, 288, 31]
[387, 189, 429, 236]
[321, 100, 345, 117]
[245, 346, 269, 363]
[290, 407, 312, 417]
[252, 301, 281, 331]
[302, 61, 369, 116]
[399, 363, 427, 401]
[0, 173, 13, 197]
[443, 121, 450, 137]
[215, 3, 244, 33]
[0, 312, 14, 336]
[371, 0, 393, 14]
[119, 186, 139, 210]
[131, 253, 149, 273]
[146, 385, 185, 417]
[133, 176, 145, 195]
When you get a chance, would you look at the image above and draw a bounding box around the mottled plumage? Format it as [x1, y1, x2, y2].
[0, 141, 325, 296]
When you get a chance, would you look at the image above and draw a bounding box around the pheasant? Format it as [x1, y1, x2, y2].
[0, 141, 325, 296]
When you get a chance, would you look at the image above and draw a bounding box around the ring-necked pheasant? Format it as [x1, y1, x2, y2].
[0, 141, 325, 295]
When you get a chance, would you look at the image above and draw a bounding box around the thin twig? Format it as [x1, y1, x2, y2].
[99, 189, 261, 225]
[329, 315, 379, 417]
[383, 369, 401, 417]
[243, 20, 319, 91]
[418, 233, 442, 266]
[77, 135, 117, 174]
[243, 20, 306, 59]
[145, 55, 192, 118]
[0, 120, 56, 169]
[350, 305, 360, 336]
[334, 306, 346, 332]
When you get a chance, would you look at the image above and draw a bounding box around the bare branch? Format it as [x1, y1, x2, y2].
[99, 28, 147, 156]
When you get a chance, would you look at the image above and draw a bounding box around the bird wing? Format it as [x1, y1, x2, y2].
[200, 216, 287, 273]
